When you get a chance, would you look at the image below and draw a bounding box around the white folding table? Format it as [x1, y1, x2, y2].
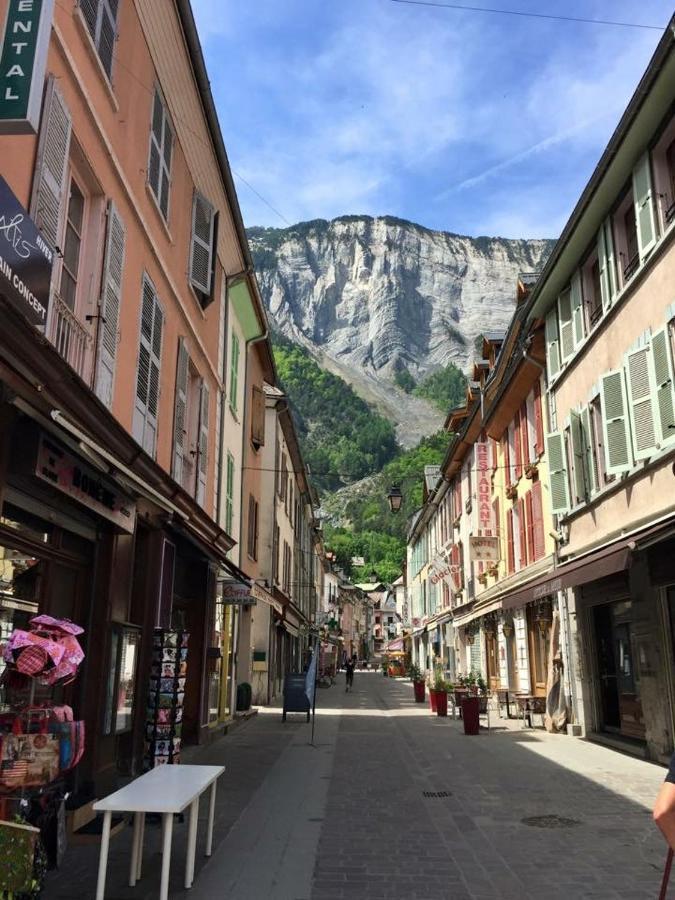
[93, 764, 224, 900]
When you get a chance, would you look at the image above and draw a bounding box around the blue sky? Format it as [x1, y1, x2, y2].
[192, 1, 673, 239]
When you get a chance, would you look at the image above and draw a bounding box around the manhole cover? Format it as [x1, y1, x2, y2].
[521, 815, 581, 829]
[423, 791, 452, 798]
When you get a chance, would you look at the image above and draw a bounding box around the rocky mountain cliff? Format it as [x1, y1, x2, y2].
[248, 216, 554, 446]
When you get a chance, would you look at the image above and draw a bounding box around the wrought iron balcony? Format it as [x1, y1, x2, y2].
[666, 199, 675, 226]
[48, 291, 93, 383]
[622, 251, 639, 284]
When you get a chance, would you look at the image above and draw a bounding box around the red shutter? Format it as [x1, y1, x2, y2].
[532, 480, 545, 560]
[502, 434, 510, 482]
[506, 508, 514, 574]
[518, 498, 527, 568]
[492, 438, 498, 474]
[492, 496, 500, 560]
[514, 411, 523, 479]
[525, 490, 535, 563]
[534, 380, 544, 456]
[520, 402, 529, 465]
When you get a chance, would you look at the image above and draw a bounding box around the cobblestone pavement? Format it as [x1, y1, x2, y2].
[44, 673, 670, 899]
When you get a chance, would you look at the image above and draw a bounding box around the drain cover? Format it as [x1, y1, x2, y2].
[521, 815, 581, 829]
[423, 791, 452, 798]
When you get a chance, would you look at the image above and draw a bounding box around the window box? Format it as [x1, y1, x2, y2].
[477, 572, 488, 586]
[506, 483, 518, 500]
[524, 463, 539, 480]
[487, 563, 499, 578]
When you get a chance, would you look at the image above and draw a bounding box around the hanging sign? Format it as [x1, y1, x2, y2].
[250, 582, 282, 613]
[0, 0, 54, 134]
[428, 554, 455, 587]
[0, 174, 52, 327]
[223, 581, 256, 606]
[469, 535, 500, 562]
[475, 442, 493, 531]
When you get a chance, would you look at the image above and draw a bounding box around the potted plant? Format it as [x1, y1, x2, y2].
[431, 675, 449, 717]
[476, 674, 489, 713]
[381, 659, 388, 677]
[525, 461, 539, 479]
[409, 664, 426, 703]
[506, 482, 518, 500]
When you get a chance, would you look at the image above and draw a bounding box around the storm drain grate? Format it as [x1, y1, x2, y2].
[423, 791, 452, 798]
[521, 815, 581, 829]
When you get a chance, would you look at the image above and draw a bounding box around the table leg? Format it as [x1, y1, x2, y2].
[136, 813, 145, 881]
[95, 811, 112, 900]
[160, 812, 174, 900]
[130, 811, 141, 887]
[185, 798, 199, 888]
[206, 781, 217, 857]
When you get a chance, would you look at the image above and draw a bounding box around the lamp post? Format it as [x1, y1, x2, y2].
[387, 485, 403, 513]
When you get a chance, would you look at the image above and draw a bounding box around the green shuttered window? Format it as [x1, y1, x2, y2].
[600, 370, 632, 475]
[545, 432, 570, 515]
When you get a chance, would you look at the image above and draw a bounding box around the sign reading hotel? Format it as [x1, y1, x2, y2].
[36, 434, 136, 533]
[0, 175, 52, 327]
[0, 0, 54, 133]
[469, 535, 500, 562]
[475, 442, 493, 532]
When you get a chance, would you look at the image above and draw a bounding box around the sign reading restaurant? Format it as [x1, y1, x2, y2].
[0, 0, 54, 134]
[0, 175, 52, 327]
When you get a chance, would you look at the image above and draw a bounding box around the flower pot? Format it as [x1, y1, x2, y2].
[413, 680, 426, 703]
[461, 696, 480, 735]
[429, 689, 438, 713]
[435, 691, 448, 717]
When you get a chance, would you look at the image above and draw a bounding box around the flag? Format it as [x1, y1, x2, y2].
[304, 647, 318, 706]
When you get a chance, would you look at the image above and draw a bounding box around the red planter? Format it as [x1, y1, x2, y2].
[429, 689, 438, 713]
[435, 691, 448, 717]
[462, 696, 480, 734]
[413, 680, 426, 703]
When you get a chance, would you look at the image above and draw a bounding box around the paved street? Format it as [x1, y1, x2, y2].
[46, 672, 669, 899]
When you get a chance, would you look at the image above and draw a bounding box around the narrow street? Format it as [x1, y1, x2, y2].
[46, 672, 667, 900]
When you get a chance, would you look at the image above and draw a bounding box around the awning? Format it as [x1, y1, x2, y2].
[284, 621, 300, 637]
[386, 638, 404, 651]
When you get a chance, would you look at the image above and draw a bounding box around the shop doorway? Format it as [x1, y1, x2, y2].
[485, 631, 500, 690]
[593, 600, 645, 741]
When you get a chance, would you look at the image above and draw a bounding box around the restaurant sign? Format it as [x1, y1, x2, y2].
[469, 535, 500, 562]
[475, 442, 493, 531]
[0, 174, 52, 327]
[0, 0, 54, 133]
[36, 434, 136, 532]
[223, 581, 256, 606]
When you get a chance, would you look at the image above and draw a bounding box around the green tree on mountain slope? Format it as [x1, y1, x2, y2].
[413, 362, 467, 412]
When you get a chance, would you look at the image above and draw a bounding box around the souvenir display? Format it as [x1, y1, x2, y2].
[144, 628, 188, 769]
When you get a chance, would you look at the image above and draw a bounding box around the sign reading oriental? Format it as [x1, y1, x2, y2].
[0, 0, 54, 134]
[0, 175, 52, 327]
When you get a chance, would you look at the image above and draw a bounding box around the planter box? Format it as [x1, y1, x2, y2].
[435, 691, 448, 717]
[413, 681, 426, 703]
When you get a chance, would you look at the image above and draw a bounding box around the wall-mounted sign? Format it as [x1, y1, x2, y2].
[0, 174, 52, 327]
[469, 535, 500, 562]
[0, 0, 54, 134]
[222, 581, 256, 606]
[250, 582, 283, 614]
[428, 554, 455, 588]
[35, 434, 136, 532]
[475, 442, 493, 531]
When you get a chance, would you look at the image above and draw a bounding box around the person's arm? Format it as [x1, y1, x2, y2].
[654, 781, 675, 849]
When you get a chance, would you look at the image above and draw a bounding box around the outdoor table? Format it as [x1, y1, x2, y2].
[93, 763, 224, 900]
[515, 694, 546, 728]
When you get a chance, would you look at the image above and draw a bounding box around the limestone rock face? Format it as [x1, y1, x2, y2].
[248, 216, 553, 445]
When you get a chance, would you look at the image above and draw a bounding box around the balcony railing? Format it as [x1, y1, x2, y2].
[622, 251, 640, 284]
[48, 292, 93, 383]
[666, 199, 675, 226]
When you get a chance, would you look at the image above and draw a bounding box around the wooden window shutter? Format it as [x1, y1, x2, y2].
[518, 497, 527, 568]
[492, 496, 500, 559]
[506, 508, 515, 574]
[624, 347, 659, 461]
[189, 192, 215, 296]
[519, 402, 529, 465]
[196, 379, 210, 506]
[570, 271, 584, 348]
[597, 220, 617, 314]
[632, 153, 657, 261]
[501, 434, 510, 480]
[247, 494, 255, 557]
[533, 380, 544, 455]
[558, 290, 574, 361]
[545, 307, 561, 379]
[531, 480, 545, 561]
[94, 201, 125, 408]
[251, 385, 265, 448]
[569, 410, 587, 503]
[546, 431, 570, 515]
[132, 277, 163, 457]
[651, 328, 675, 445]
[30, 75, 72, 250]
[601, 370, 633, 475]
[172, 337, 189, 482]
[580, 406, 598, 494]
[525, 490, 535, 564]
[514, 410, 523, 479]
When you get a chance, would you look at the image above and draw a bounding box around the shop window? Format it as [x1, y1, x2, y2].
[581, 248, 603, 329]
[79, 0, 118, 79]
[103, 625, 140, 735]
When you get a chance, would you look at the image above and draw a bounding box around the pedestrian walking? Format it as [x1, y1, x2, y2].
[653, 751, 675, 898]
[345, 658, 355, 692]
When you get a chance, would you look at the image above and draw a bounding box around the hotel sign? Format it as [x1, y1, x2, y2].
[0, 174, 52, 327]
[469, 535, 500, 562]
[0, 0, 54, 133]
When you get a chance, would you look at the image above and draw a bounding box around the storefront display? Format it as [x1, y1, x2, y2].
[144, 628, 189, 768]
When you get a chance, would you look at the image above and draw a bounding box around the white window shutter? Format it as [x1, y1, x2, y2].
[632, 153, 657, 262]
[600, 370, 633, 475]
[94, 201, 125, 408]
[569, 410, 587, 503]
[545, 307, 560, 379]
[558, 290, 574, 361]
[172, 337, 189, 483]
[189, 193, 214, 295]
[604, 219, 617, 304]
[651, 328, 675, 445]
[30, 75, 72, 249]
[624, 346, 659, 460]
[580, 406, 598, 494]
[133, 277, 163, 457]
[146, 301, 163, 456]
[570, 271, 584, 348]
[597, 224, 611, 313]
[196, 380, 210, 506]
[545, 431, 570, 515]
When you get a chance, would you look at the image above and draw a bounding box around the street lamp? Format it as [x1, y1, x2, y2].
[387, 484, 403, 513]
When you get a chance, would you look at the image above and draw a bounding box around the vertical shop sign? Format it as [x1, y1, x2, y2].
[0, 0, 54, 134]
[475, 442, 493, 532]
